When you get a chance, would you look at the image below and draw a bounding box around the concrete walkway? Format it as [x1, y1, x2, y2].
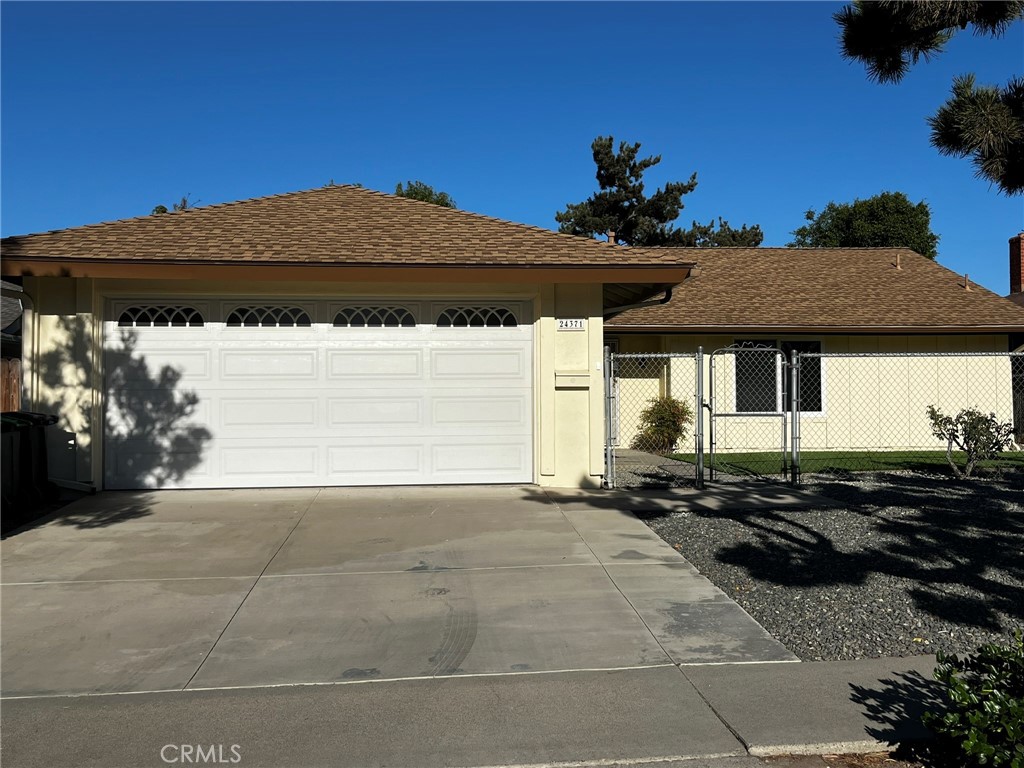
[0, 657, 941, 767]
[1, 485, 940, 767]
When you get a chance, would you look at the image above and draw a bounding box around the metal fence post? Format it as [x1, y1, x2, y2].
[790, 349, 801, 486]
[707, 352, 716, 482]
[695, 346, 704, 489]
[603, 346, 615, 490]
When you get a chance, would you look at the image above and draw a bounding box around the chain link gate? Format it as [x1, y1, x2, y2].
[603, 346, 800, 489]
[604, 349, 704, 489]
[707, 345, 795, 483]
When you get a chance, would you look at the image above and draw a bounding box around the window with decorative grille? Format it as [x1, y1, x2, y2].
[436, 306, 518, 328]
[226, 306, 312, 327]
[117, 306, 205, 327]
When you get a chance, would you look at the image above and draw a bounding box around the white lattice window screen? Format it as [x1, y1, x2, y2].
[436, 306, 518, 328]
[117, 305, 205, 327]
[226, 306, 312, 327]
[333, 306, 416, 327]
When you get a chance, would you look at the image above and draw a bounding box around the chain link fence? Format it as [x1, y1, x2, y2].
[792, 351, 1024, 482]
[605, 348, 1024, 489]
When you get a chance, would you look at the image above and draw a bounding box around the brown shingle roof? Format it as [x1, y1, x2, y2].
[0, 185, 691, 268]
[607, 248, 1024, 332]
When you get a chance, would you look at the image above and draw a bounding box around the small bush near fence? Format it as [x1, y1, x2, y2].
[923, 631, 1024, 768]
[630, 396, 694, 454]
[927, 406, 1016, 479]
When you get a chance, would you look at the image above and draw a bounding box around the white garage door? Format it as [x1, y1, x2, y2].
[103, 300, 533, 489]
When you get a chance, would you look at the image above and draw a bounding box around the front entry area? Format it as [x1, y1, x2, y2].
[102, 299, 534, 490]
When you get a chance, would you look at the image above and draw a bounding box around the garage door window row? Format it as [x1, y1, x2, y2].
[333, 306, 417, 327]
[116, 303, 520, 328]
[436, 306, 518, 328]
[334, 305, 519, 328]
[226, 306, 313, 328]
[117, 305, 206, 327]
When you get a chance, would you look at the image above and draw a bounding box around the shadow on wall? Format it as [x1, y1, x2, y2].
[33, 316, 211, 527]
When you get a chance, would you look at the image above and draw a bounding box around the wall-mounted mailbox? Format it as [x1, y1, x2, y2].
[555, 371, 591, 389]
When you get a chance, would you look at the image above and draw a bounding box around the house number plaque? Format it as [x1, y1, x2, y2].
[557, 318, 586, 331]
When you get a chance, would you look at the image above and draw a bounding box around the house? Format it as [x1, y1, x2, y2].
[0, 185, 695, 490]
[606, 246, 1024, 453]
[3, 185, 1022, 491]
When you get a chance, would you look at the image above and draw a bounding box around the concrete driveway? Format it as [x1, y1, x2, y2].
[1, 485, 794, 698]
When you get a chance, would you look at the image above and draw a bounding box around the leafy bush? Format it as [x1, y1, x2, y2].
[926, 406, 1015, 478]
[631, 396, 694, 453]
[923, 632, 1024, 767]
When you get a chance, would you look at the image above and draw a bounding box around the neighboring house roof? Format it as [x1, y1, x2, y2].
[0, 185, 691, 270]
[607, 247, 1024, 333]
[0, 280, 22, 333]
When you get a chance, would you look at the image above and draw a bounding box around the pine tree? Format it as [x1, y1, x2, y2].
[555, 136, 763, 247]
[836, 0, 1024, 194]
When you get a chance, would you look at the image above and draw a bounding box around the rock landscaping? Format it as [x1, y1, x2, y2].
[638, 470, 1023, 662]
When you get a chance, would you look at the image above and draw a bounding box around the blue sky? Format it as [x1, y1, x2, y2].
[2, 1, 1022, 293]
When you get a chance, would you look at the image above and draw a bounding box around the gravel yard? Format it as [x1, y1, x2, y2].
[637, 471, 1024, 661]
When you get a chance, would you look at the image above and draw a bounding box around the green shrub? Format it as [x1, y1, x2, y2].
[926, 406, 1015, 478]
[631, 396, 694, 454]
[923, 631, 1024, 767]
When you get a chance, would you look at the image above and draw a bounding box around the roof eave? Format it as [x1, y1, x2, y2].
[1, 258, 695, 285]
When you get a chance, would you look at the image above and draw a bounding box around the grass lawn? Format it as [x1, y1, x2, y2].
[668, 449, 1024, 476]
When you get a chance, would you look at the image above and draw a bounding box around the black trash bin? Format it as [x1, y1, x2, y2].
[1, 411, 59, 534]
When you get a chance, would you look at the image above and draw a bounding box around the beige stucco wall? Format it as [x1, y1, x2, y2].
[23, 276, 606, 489]
[609, 333, 1018, 454]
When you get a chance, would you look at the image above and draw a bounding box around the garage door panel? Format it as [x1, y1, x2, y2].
[327, 396, 424, 428]
[109, 349, 213, 384]
[220, 397, 319, 429]
[430, 348, 527, 379]
[432, 393, 529, 428]
[220, 444, 320, 479]
[431, 441, 529, 477]
[106, 391, 213, 432]
[105, 439, 213, 491]
[221, 349, 318, 379]
[326, 443, 425, 480]
[103, 303, 533, 489]
[327, 350, 423, 379]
